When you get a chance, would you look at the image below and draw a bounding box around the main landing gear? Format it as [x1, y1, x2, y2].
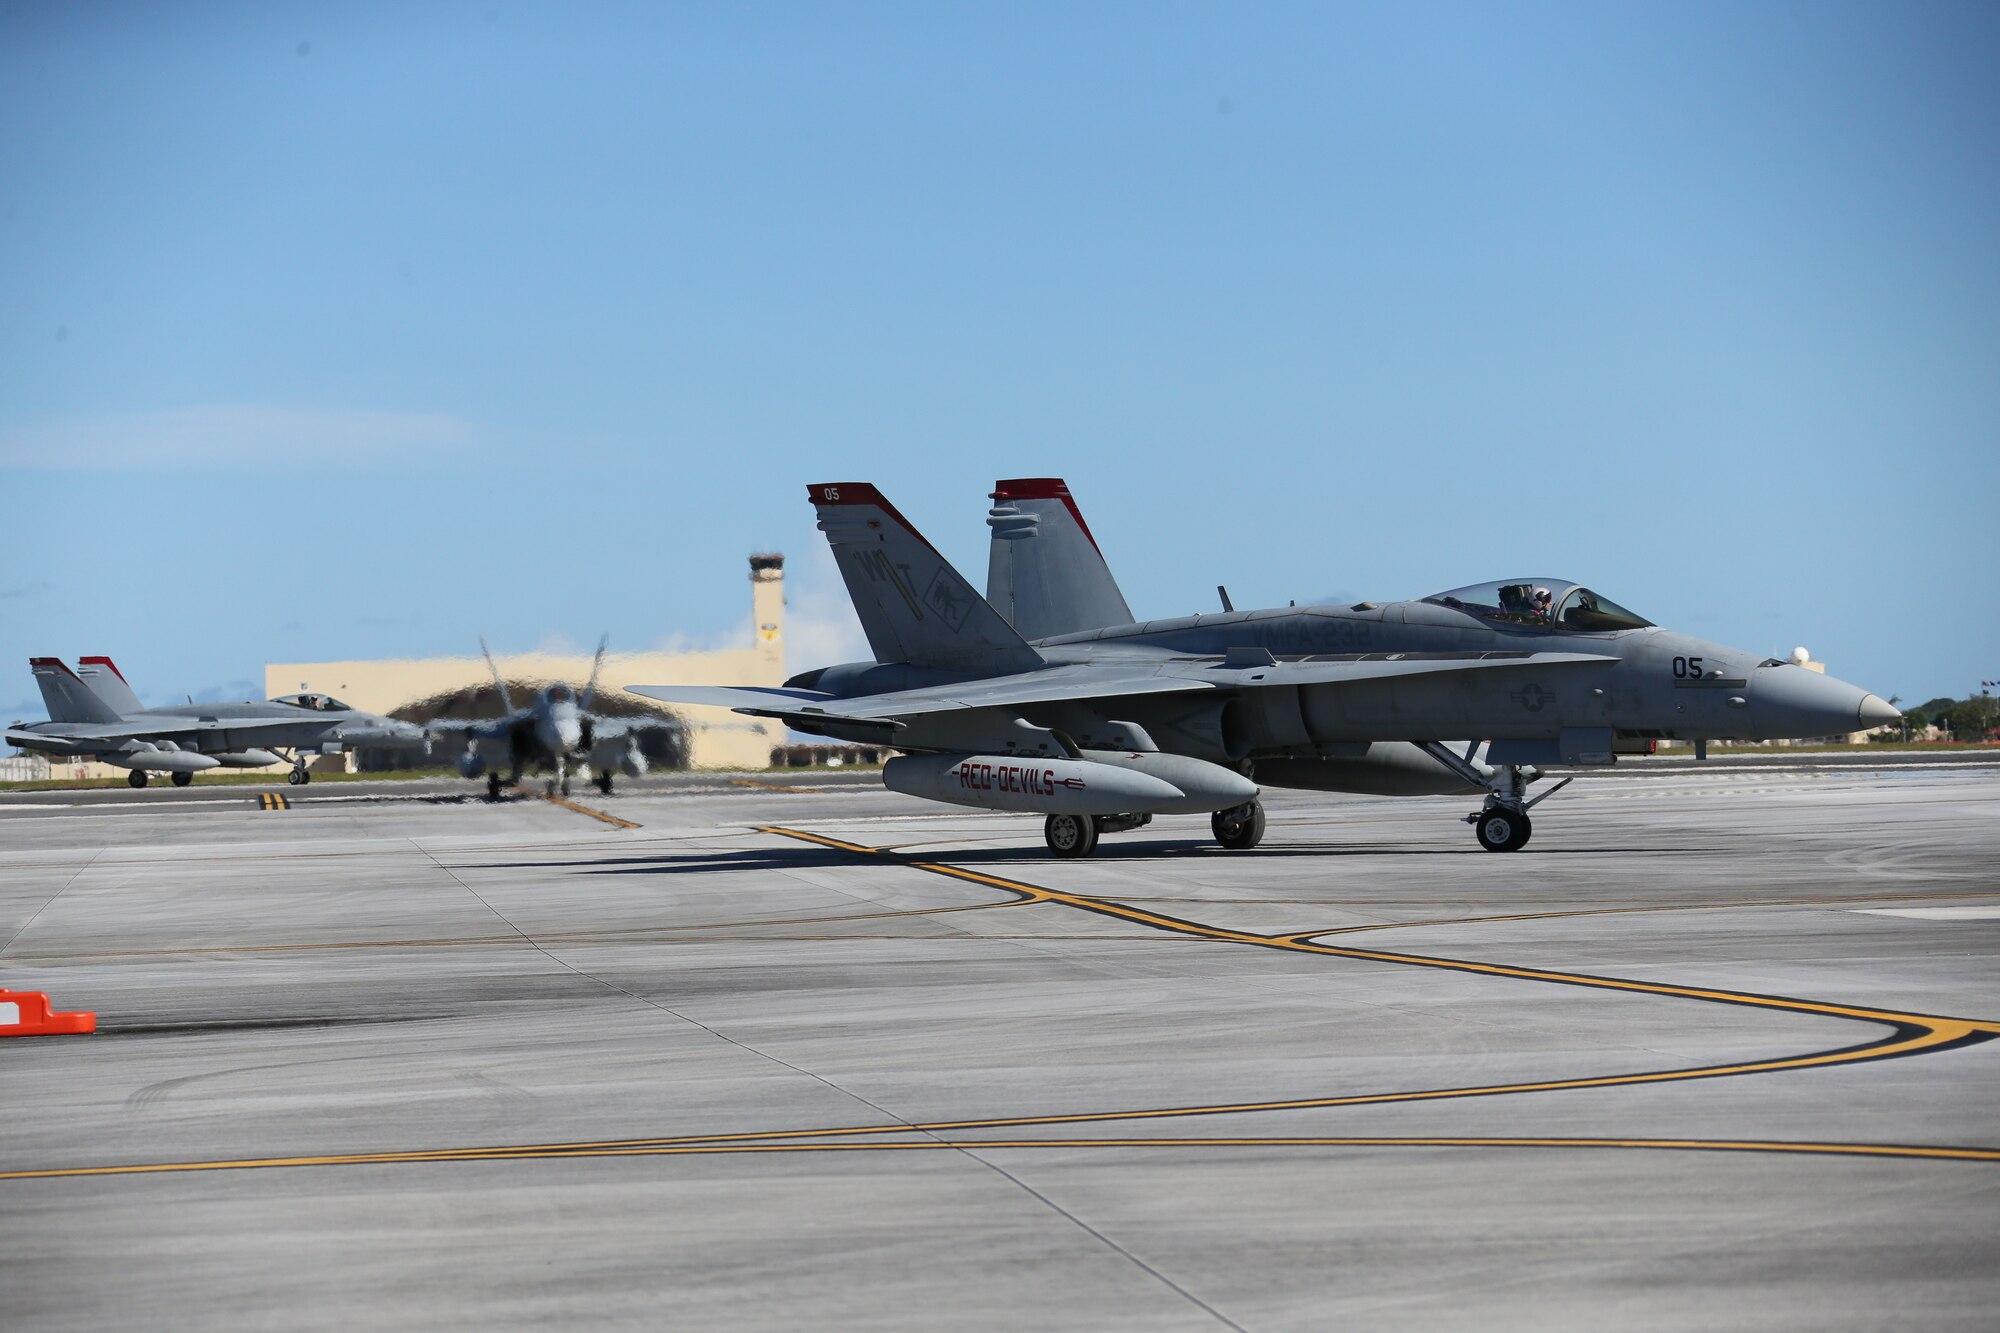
[1042, 801, 1265, 859]
[1212, 799, 1266, 851]
[1044, 813, 1099, 858]
[171, 770, 193, 788]
[487, 773, 505, 802]
[594, 772, 614, 796]
[127, 769, 148, 789]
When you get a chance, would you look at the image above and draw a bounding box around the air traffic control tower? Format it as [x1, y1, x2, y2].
[263, 554, 789, 772]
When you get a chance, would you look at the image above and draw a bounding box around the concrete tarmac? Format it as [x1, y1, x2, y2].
[3, 756, 1997, 1329]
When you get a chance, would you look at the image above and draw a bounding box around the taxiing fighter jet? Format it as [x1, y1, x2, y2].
[429, 638, 680, 799]
[6, 656, 427, 787]
[983, 477, 1490, 801]
[632, 483, 1898, 857]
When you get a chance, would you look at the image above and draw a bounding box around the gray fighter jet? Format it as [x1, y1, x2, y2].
[429, 637, 679, 799]
[6, 656, 427, 788]
[632, 483, 1898, 857]
[984, 477, 1487, 800]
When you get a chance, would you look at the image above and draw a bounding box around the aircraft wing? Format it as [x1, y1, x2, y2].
[629, 652, 1613, 729]
[7, 717, 343, 748]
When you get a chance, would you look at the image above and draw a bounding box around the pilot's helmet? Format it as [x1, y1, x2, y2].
[1532, 587, 1552, 611]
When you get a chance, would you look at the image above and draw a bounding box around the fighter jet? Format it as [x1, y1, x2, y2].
[6, 656, 427, 788]
[631, 483, 1899, 857]
[984, 477, 1490, 801]
[429, 637, 679, 799]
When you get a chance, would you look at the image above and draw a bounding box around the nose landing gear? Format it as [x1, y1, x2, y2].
[1415, 741, 1573, 853]
[1474, 807, 1531, 852]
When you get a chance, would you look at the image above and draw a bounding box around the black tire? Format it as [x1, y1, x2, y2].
[1476, 808, 1530, 852]
[487, 773, 504, 801]
[286, 767, 307, 786]
[1212, 799, 1266, 850]
[1045, 813, 1100, 858]
[128, 769, 148, 789]
[171, 770, 193, 788]
[595, 773, 613, 795]
[559, 777, 571, 797]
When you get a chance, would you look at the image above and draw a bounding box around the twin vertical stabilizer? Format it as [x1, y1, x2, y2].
[77, 658, 143, 716]
[30, 659, 124, 724]
[985, 478, 1136, 641]
[809, 483, 1045, 675]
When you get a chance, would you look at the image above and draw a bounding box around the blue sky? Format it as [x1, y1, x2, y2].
[4, 1, 1996, 717]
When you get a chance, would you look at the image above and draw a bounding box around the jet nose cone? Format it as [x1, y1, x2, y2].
[1750, 666, 1882, 741]
[1858, 694, 1902, 729]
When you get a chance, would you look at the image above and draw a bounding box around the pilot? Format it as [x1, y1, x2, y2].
[1532, 587, 1553, 621]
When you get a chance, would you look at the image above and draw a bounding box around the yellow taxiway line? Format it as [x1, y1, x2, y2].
[8, 823, 1994, 1183]
[542, 794, 640, 829]
[6, 1136, 1997, 1182]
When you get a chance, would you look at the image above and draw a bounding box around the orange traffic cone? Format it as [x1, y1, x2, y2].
[0, 989, 96, 1037]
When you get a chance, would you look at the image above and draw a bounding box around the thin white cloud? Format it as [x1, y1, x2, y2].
[0, 404, 481, 470]
[646, 541, 869, 669]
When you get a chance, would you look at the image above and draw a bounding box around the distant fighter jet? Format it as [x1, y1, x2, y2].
[429, 637, 679, 799]
[631, 482, 1899, 857]
[6, 656, 427, 788]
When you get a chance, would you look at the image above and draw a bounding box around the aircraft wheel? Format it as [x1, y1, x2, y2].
[1045, 813, 1100, 858]
[559, 778, 571, 797]
[286, 767, 308, 786]
[171, 770, 193, 788]
[128, 769, 148, 789]
[486, 773, 504, 801]
[1212, 799, 1266, 850]
[1475, 808, 1530, 852]
[595, 773, 613, 795]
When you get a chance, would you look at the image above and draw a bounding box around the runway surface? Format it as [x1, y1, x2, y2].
[4, 756, 1997, 1329]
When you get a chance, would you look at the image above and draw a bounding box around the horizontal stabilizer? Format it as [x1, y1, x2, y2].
[6, 728, 89, 753]
[621, 684, 880, 731]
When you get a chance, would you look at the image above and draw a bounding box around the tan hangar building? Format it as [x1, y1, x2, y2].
[267, 554, 790, 772]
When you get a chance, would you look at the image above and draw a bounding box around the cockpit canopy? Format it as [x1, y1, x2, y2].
[1423, 579, 1653, 633]
[275, 692, 352, 713]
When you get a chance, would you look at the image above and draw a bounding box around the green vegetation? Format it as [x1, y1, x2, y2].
[1897, 693, 2000, 743]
